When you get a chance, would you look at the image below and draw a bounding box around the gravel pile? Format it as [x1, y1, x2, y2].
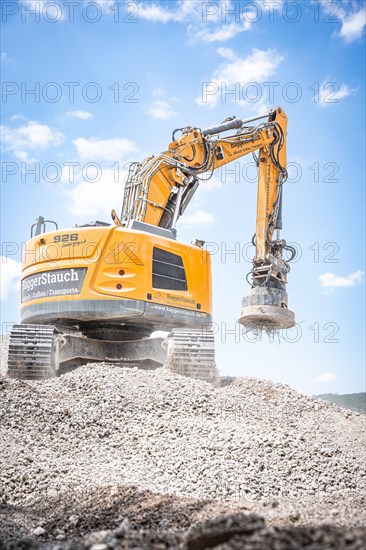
[0, 337, 365, 548]
[0, 336, 8, 377]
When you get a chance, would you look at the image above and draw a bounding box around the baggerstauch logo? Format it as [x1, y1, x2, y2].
[21, 268, 87, 303]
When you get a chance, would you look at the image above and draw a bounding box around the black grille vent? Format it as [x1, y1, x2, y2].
[152, 248, 187, 291]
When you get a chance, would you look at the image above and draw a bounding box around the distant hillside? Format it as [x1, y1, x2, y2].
[314, 393, 366, 414]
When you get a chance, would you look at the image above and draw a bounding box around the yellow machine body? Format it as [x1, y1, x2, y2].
[20, 226, 212, 330]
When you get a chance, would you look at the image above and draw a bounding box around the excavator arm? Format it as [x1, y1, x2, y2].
[120, 106, 296, 331]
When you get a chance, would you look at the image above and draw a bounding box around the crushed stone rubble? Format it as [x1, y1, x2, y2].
[0, 337, 365, 548]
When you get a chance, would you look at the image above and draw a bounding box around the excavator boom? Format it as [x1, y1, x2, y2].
[121, 107, 295, 331]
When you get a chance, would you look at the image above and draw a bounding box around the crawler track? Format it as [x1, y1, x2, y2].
[7, 324, 59, 380]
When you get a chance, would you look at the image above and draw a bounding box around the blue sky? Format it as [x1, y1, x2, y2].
[1, 0, 365, 394]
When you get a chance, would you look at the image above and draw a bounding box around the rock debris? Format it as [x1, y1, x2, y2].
[0, 337, 365, 548]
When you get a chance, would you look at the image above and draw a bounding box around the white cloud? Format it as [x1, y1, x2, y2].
[314, 371, 337, 383]
[217, 47, 236, 60]
[337, 6, 366, 42]
[64, 164, 129, 218]
[198, 174, 224, 191]
[9, 114, 26, 121]
[196, 48, 283, 108]
[179, 210, 215, 226]
[0, 257, 22, 301]
[64, 136, 140, 216]
[137, 3, 181, 23]
[195, 20, 252, 43]
[78, 0, 279, 44]
[147, 100, 176, 120]
[137, 1, 252, 42]
[84, 0, 115, 13]
[1, 121, 64, 161]
[315, 80, 358, 107]
[319, 270, 364, 289]
[319, 1, 366, 43]
[67, 110, 93, 120]
[72, 137, 138, 162]
[152, 88, 164, 98]
[136, 0, 205, 23]
[214, 48, 283, 85]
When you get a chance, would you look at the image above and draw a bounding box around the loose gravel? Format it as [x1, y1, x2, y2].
[0, 336, 365, 548]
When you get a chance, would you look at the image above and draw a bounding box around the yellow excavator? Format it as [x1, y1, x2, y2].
[8, 106, 296, 383]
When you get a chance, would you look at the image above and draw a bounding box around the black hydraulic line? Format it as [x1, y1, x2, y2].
[275, 187, 283, 230]
[202, 118, 243, 136]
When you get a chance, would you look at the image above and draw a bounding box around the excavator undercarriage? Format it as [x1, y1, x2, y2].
[7, 323, 217, 383]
